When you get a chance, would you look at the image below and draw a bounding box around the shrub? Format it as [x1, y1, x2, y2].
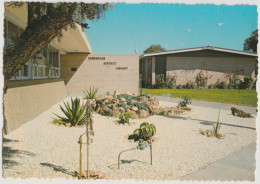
[119, 112, 133, 124]
[84, 87, 99, 99]
[53, 97, 87, 126]
[231, 107, 253, 118]
[165, 74, 177, 89]
[154, 75, 167, 89]
[239, 76, 253, 89]
[178, 96, 191, 107]
[129, 122, 156, 141]
[195, 71, 212, 88]
[214, 80, 228, 89]
[225, 70, 242, 89]
[184, 81, 195, 89]
[133, 101, 148, 111]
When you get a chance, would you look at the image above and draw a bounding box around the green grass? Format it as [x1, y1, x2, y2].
[142, 88, 257, 107]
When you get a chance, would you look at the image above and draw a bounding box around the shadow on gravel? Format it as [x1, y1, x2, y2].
[192, 118, 256, 130]
[108, 159, 148, 169]
[40, 163, 74, 176]
[157, 115, 188, 120]
[2, 138, 36, 169]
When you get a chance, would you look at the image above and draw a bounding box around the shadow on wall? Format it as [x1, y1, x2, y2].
[2, 138, 36, 169]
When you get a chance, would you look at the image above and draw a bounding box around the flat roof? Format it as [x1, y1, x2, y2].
[140, 46, 257, 59]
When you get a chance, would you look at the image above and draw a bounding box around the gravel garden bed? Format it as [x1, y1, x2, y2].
[3, 96, 256, 180]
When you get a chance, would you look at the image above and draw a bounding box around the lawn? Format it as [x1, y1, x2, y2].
[142, 88, 258, 107]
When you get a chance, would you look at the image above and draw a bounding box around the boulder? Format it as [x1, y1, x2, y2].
[126, 110, 139, 119]
[120, 98, 126, 102]
[152, 98, 159, 106]
[95, 95, 104, 101]
[112, 107, 121, 118]
[139, 109, 149, 118]
[107, 95, 114, 101]
[125, 105, 131, 110]
[103, 106, 113, 116]
[131, 106, 138, 111]
[139, 96, 151, 106]
[131, 99, 137, 105]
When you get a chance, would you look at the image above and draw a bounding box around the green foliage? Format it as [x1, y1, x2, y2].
[143, 44, 166, 53]
[118, 102, 126, 108]
[178, 96, 191, 107]
[243, 29, 258, 53]
[130, 122, 156, 141]
[83, 87, 99, 99]
[231, 107, 253, 118]
[239, 76, 254, 89]
[195, 71, 212, 88]
[225, 71, 242, 89]
[53, 97, 87, 126]
[133, 102, 148, 111]
[119, 112, 133, 124]
[213, 110, 222, 138]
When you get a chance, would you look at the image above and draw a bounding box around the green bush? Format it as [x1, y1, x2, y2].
[53, 97, 87, 126]
[133, 101, 148, 111]
[178, 96, 192, 107]
[130, 122, 156, 141]
[119, 112, 133, 124]
[83, 87, 99, 99]
[239, 76, 253, 89]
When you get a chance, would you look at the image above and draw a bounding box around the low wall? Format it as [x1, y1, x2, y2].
[65, 54, 140, 95]
[4, 81, 67, 133]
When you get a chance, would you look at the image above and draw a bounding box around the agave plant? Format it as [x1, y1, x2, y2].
[132, 122, 156, 141]
[53, 97, 87, 126]
[83, 87, 99, 99]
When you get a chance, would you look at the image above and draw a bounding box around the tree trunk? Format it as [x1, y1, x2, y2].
[3, 15, 71, 90]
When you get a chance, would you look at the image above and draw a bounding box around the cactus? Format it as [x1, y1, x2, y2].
[119, 112, 133, 124]
[131, 122, 156, 141]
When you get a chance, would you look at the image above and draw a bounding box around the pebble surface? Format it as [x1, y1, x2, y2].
[3, 97, 256, 180]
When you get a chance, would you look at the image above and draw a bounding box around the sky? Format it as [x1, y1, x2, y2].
[85, 3, 258, 54]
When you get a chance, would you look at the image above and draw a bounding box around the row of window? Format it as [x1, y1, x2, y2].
[4, 19, 60, 80]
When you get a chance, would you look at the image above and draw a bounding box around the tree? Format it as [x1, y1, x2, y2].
[243, 29, 258, 53]
[3, 2, 112, 135]
[143, 44, 166, 53]
[4, 2, 112, 91]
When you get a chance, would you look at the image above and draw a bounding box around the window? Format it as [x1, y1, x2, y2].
[4, 20, 61, 80]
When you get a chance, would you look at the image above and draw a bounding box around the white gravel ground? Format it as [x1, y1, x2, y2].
[3, 97, 256, 180]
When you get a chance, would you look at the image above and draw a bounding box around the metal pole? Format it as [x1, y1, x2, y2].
[150, 140, 152, 165]
[86, 123, 89, 179]
[79, 136, 82, 179]
[118, 147, 138, 169]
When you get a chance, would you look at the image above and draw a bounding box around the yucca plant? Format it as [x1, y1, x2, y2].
[53, 97, 87, 126]
[132, 122, 156, 141]
[83, 87, 99, 99]
[213, 110, 223, 138]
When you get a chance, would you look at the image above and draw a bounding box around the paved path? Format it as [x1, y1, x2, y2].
[181, 142, 256, 181]
[155, 95, 257, 114]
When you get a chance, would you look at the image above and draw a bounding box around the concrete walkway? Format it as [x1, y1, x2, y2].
[155, 95, 257, 115]
[181, 142, 256, 181]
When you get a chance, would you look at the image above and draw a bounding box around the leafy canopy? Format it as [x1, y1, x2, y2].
[243, 29, 258, 53]
[143, 44, 166, 53]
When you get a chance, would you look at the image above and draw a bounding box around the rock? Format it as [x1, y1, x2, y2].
[131, 106, 138, 111]
[126, 92, 132, 96]
[112, 107, 121, 118]
[152, 98, 159, 106]
[139, 96, 151, 105]
[65, 123, 71, 127]
[95, 95, 104, 101]
[131, 99, 137, 105]
[107, 95, 114, 101]
[128, 122, 135, 126]
[126, 109, 139, 119]
[103, 106, 113, 116]
[139, 110, 149, 118]
[120, 98, 126, 102]
[125, 105, 131, 110]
